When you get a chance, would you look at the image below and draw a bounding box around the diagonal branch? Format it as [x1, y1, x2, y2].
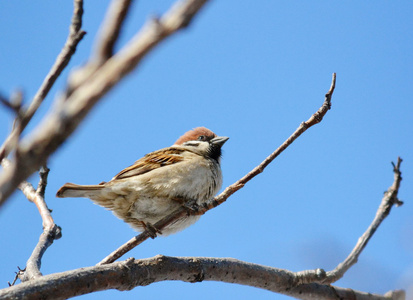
[205, 73, 336, 209]
[238, 156, 403, 286]
[322, 157, 403, 284]
[98, 73, 337, 265]
[93, 0, 134, 64]
[0, 92, 23, 117]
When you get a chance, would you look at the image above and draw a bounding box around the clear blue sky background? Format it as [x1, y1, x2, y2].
[1, 1, 412, 299]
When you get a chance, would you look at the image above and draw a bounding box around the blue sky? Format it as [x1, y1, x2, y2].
[0, 1, 412, 299]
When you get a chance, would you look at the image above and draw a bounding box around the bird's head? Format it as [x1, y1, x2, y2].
[174, 127, 229, 162]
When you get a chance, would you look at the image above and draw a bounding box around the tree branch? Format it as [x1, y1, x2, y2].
[98, 73, 337, 265]
[0, 91, 23, 118]
[0, 256, 405, 300]
[93, 0, 134, 64]
[0, 161, 62, 282]
[322, 157, 403, 284]
[246, 156, 404, 286]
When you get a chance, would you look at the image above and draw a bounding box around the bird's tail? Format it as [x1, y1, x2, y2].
[56, 183, 104, 198]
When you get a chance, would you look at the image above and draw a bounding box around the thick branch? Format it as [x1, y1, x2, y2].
[0, 256, 404, 300]
[98, 73, 337, 264]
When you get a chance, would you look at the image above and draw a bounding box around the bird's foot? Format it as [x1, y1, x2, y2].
[183, 199, 200, 215]
[172, 196, 200, 215]
[141, 221, 162, 238]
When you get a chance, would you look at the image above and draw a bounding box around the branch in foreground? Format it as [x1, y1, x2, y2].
[0, 256, 405, 300]
[0, 91, 23, 118]
[0, 0, 209, 207]
[98, 73, 336, 264]
[0, 0, 86, 163]
[0, 162, 63, 282]
[93, 0, 133, 64]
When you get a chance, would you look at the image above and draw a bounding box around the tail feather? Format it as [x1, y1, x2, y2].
[56, 183, 104, 198]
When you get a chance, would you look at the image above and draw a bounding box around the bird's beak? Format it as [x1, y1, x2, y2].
[211, 136, 229, 147]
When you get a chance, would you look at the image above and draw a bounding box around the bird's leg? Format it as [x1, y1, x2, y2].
[140, 221, 162, 238]
[172, 196, 200, 216]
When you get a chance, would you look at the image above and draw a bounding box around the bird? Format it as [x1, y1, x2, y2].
[56, 127, 229, 236]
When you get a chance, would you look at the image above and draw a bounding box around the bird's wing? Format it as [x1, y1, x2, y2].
[112, 148, 187, 180]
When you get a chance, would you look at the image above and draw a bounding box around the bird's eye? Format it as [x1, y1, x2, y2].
[197, 135, 206, 141]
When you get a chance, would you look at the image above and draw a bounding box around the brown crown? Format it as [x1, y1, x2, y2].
[174, 127, 216, 145]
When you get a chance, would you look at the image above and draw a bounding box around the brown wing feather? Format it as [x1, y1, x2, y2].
[112, 148, 186, 180]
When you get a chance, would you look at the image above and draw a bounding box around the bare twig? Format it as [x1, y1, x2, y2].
[36, 166, 49, 199]
[206, 73, 336, 209]
[67, 0, 134, 95]
[0, 0, 86, 162]
[0, 92, 23, 117]
[98, 73, 337, 265]
[256, 157, 404, 286]
[322, 157, 404, 284]
[0, 256, 405, 300]
[1, 159, 62, 282]
[0, 92, 24, 158]
[26, 0, 85, 123]
[93, 0, 134, 64]
[98, 207, 190, 264]
[21, 224, 62, 282]
[7, 268, 25, 287]
[18, 166, 62, 282]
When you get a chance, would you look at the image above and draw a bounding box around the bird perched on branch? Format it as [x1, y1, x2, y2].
[56, 127, 229, 236]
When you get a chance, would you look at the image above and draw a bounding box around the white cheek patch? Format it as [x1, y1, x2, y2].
[183, 141, 200, 147]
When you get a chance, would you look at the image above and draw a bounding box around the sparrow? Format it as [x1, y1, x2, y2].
[56, 127, 229, 236]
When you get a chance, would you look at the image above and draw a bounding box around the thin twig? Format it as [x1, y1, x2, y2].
[67, 0, 134, 95]
[93, 0, 134, 64]
[274, 157, 405, 286]
[21, 225, 62, 282]
[22, 0, 85, 129]
[0, 0, 86, 162]
[207, 72, 336, 209]
[7, 267, 25, 287]
[322, 157, 404, 284]
[0, 92, 24, 159]
[0, 92, 23, 117]
[98, 208, 189, 265]
[36, 166, 49, 199]
[98, 73, 337, 265]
